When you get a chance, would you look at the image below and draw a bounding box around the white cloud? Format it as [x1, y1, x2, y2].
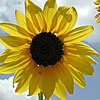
[0, 0, 25, 23]
[77, 6, 91, 17]
[0, 77, 38, 100]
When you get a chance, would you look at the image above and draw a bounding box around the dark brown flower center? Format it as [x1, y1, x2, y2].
[30, 32, 64, 66]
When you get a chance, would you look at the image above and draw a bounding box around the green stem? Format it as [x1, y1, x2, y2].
[38, 92, 43, 100]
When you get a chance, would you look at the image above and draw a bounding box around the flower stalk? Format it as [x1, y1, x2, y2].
[38, 92, 43, 100]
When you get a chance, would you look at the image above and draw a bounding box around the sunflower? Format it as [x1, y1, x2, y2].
[0, 0, 99, 100]
[94, 0, 100, 23]
[94, 0, 100, 5]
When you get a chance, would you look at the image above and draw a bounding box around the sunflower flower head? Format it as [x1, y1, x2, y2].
[0, 0, 99, 100]
[94, 0, 100, 23]
[94, 0, 100, 5]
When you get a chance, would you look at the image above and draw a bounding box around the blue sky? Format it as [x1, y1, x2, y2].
[0, 0, 100, 100]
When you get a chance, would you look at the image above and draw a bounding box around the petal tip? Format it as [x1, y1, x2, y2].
[25, 0, 30, 3]
[91, 26, 94, 31]
[96, 19, 100, 23]
[94, 1, 100, 5]
[96, 53, 99, 57]
[92, 72, 94, 75]
[95, 62, 98, 64]
[95, 50, 99, 57]
[15, 89, 18, 93]
[81, 83, 86, 88]
[15, 9, 18, 13]
[27, 94, 30, 96]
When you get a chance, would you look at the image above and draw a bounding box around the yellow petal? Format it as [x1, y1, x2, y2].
[25, 0, 30, 2]
[25, 0, 40, 34]
[15, 75, 32, 93]
[0, 48, 30, 63]
[13, 60, 34, 85]
[55, 62, 74, 94]
[25, 0, 32, 22]
[28, 65, 41, 96]
[64, 42, 99, 56]
[29, 87, 40, 96]
[28, 64, 40, 96]
[50, 6, 71, 33]
[27, 1, 44, 32]
[54, 79, 66, 100]
[95, 13, 100, 18]
[13, 68, 25, 84]
[15, 10, 35, 35]
[0, 49, 11, 62]
[3, 53, 23, 63]
[94, 1, 100, 5]
[0, 55, 31, 74]
[96, 17, 100, 23]
[39, 66, 56, 99]
[0, 22, 32, 41]
[3, 49, 29, 63]
[56, 7, 77, 36]
[15, 60, 34, 93]
[0, 36, 30, 50]
[28, 76, 38, 96]
[43, 0, 57, 32]
[67, 65, 85, 88]
[96, 7, 100, 12]
[63, 26, 94, 43]
[65, 53, 94, 75]
[15, 10, 29, 32]
[83, 56, 98, 64]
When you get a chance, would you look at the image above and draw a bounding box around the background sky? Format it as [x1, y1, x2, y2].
[0, 0, 100, 100]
